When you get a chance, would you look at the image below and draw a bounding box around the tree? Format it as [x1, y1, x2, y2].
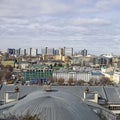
[5, 65, 13, 72]
[57, 78, 64, 86]
[88, 77, 98, 86]
[58, 63, 63, 67]
[88, 77, 114, 86]
[49, 64, 53, 69]
[51, 77, 57, 83]
[54, 63, 57, 67]
[98, 77, 114, 86]
[66, 63, 69, 68]
[0, 65, 13, 83]
[0, 70, 5, 82]
[77, 80, 85, 86]
[5, 72, 12, 81]
[68, 78, 74, 86]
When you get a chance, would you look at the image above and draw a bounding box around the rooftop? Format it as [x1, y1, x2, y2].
[1, 89, 99, 120]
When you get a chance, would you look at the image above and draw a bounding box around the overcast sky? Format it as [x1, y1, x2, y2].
[0, 0, 120, 55]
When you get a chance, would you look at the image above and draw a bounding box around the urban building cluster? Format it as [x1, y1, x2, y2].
[0, 47, 120, 85]
[1, 47, 120, 119]
[5, 47, 87, 57]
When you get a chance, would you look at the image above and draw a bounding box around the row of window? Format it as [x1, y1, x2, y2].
[24, 70, 52, 72]
[109, 106, 120, 110]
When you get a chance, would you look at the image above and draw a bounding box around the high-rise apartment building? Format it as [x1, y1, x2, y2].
[54, 49, 59, 55]
[41, 47, 47, 55]
[41, 47, 54, 56]
[47, 48, 54, 55]
[81, 49, 87, 56]
[64, 47, 73, 57]
[31, 48, 38, 56]
[19, 48, 26, 56]
[7, 48, 15, 55]
[59, 48, 64, 56]
[14, 49, 20, 56]
[27, 48, 32, 56]
[27, 48, 38, 56]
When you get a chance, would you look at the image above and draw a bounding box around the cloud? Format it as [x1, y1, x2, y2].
[0, 0, 71, 17]
[96, 0, 120, 10]
[0, 0, 120, 55]
[0, 16, 117, 38]
[0, 16, 112, 38]
[0, 0, 119, 17]
[67, 18, 111, 26]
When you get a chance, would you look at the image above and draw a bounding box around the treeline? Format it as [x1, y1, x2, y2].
[0, 64, 13, 83]
[52, 77, 114, 86]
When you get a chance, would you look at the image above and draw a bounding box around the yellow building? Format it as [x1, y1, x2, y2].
[54, 55, 65, 61]
[59, 48, 64, 56]
[1, 61, 14, 67]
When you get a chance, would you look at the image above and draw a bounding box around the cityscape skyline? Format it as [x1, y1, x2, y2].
[0, 0, 120, 55]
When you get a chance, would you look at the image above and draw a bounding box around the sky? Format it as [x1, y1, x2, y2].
[0, 0, 120, 55]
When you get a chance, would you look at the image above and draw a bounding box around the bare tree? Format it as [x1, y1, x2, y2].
[98, 77, 114, 86]
[77, 80, 86, 86]
[88, 77, 98, 86]
[68, 78, 74, 86]
[57, 78, 64, 86]
[51, 77, 57, 83]
[0, 70, 4, 82]
[5, 65, 13, 72]
[88, 77, 114, 86]
[0, 65, 13, 82]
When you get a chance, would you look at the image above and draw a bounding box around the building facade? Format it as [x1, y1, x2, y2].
[19, 48, 26, 56]
[53, 70, 104, 82]
[26, 48, 38, 56]
[64, 47, 73, 57]
[47, 48, 54, 55]
[41, 47, 47, 55]
[81, 49, 87, 56]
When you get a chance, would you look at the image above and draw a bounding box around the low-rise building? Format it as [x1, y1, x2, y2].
[19, 61, 29, 69]
[1, 60, 14, 67]
[113, 69, 120, 84]
[22, 64, 53, 83]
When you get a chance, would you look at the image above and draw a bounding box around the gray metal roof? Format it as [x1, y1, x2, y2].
[104, 86, 120, 104]
[0, 85, 42, 101]
[0, 101, 17, 118]
[3, 90, 99, 120]
[1, 85, 120, 104]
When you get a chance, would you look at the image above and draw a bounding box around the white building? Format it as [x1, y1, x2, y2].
[27, 48, 38, 56]
[41, 47, 54, 56]
[19, 48, 26, 56]
[19, 62, 29, 69]
[53, 70, 103, 82]
[31, 48, 38, 56]
[41, 47, 47, 55]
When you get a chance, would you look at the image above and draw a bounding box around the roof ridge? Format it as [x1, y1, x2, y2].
[102, 86, 108, 102]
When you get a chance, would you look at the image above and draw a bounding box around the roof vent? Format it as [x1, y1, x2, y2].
[84, 87, 98, 103]
[85, 87, 89, 93]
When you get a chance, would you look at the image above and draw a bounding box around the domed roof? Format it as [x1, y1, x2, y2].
[4, 90, 100, 120]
